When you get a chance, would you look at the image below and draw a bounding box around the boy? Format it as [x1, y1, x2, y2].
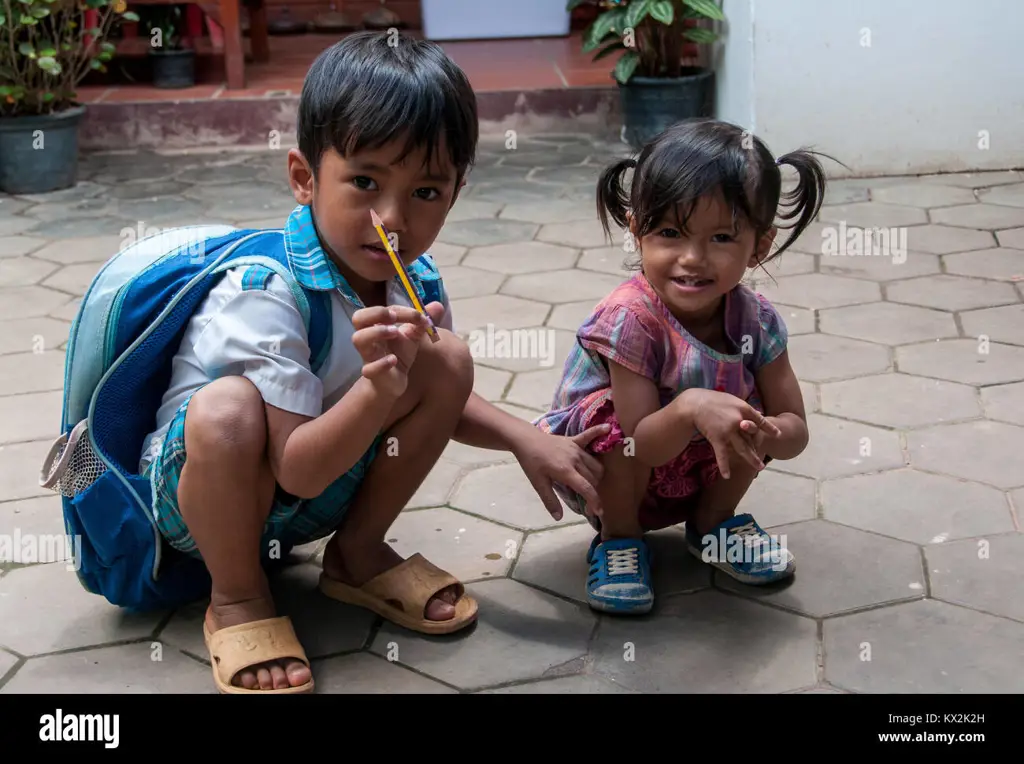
[138, 31, 611, 694]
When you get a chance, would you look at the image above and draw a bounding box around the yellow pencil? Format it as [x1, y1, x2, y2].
[370, 208, 439, 343]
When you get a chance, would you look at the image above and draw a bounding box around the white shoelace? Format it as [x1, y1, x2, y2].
[605, 547, 640, 576]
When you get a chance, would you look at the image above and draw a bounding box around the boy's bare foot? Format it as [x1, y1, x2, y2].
[205, 595, 313, 690]
[322, 541, 460, 621]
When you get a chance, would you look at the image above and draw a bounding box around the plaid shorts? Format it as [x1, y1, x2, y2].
[142, 388, 382, 560]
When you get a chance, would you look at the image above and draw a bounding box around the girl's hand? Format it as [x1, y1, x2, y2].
[686, 389, 781, 478]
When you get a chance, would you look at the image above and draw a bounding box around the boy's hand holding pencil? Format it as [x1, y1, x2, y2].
[352, 302, 445, 399]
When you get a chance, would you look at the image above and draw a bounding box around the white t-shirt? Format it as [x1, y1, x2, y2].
[138, 265, 454, 471]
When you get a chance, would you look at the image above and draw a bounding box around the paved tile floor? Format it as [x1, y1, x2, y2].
[1, 135, 1023, 693]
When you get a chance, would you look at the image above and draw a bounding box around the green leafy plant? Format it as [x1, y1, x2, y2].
[0, 0, 138, 117]
[568, 0, 724, 84]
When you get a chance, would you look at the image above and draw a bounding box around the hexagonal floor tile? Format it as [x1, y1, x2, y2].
[498, 200, 600, 225]
[750, 252, 819, 282]
[787, 334, 892, 383]
[772, 304, 815, 335]
[449, 294, 549, 332]
[476, 674, 636, 693]
[0, 286, 71, 321]
[752, 273, 881, 310]
[27, 236, 121, 265]
[25, 215, 139, 240]
[960, 304, 1024, 347]
[930, 204, 1024, 230]
[942, 247, 1024, 281]
[504, 366, 565, 410]
[468, 326, 577, 374]
[821, 181, 869, 205]
[0, 257, 59, 288]
[980, 381, 1024, 426]
[468, 364, 511, 402]
[0, 563, 166, 656]
[924, 170, 1023, 188]
[0, 351, 65, 395]
[435, 201, 502, 224]
[431, 266, 504, 300]
[0, 236, 46, 259]
[501, 269, 625, 304]
[0, 439, 59, 501]
[0, 317, 70, 357]
[536, 220, 618, 249]
[462, 241, 578, 275]
[0, 495, 70, 564]
[450, 463, 583, 531]
[440, 440, 515, 468]
[48, 298, 81, 322]
[437, 218, 541, 248]
[907, 420, 1024, 489]
[529, 166, 603, 187]
[512, 523, 710, 607]
[978, 183, 1024, 207]
[820, 302, 958, 346]
[368, 577, 595, 691]
[896, 338, 1024, 386]
[42, 262, 104, 296]
[926, 533, 1024, 622]
[886, 274, 1020, 311]
[577, 246, 635, 276]
[425, 241, 465, 266]
[822, 469, 1014, 545]
[546, 300, 598, 331]
[0, 218, 39, 237]
[24, 196, 120, 222]
[818, 202, 928, 228]
[769, 414, 905, 480]
[0, 643, 215, 693]
[468, 181, 563, 205]
[800, 380, 819, 413]
[824, 599, 1024, 692]
[817, 251, 939, 282]
[309, 652, 457, 694]
[819, 373, 980, 429]
[0, 647, 16, 679]
[406, 458, 463, 509]
[737, 469, 817, 528]
[589, 589, 817, 692]
[157, 563, 375, 661]
[385, 507, 521, 583]
[905, 224, 995, 254]
[871, 184, 977, 208]
[715, 520, 924, 617]
[996, 227, 1024, 249]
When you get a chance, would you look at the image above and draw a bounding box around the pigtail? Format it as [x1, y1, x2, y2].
[596, 157, 636, 243]
[772, 149, 834, 257]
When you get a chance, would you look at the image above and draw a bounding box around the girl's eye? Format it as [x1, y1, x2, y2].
[415, 188, 440, 201]
[658, 228, 680, 238]
[352, 176, 377, 190]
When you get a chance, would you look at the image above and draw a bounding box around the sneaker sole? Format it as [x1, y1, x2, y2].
[587, 594, 653, 614]
[686, 542, 795, 585]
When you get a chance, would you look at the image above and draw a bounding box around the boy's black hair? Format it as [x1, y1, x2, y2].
[597, 118, 840, 271]
[297, 31, 478, 184]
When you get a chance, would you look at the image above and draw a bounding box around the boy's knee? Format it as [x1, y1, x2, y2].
[185, 376, 268, 456]
[418, 329, 474, 400]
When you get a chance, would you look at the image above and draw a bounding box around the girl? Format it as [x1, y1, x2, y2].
[534, 118, 829, 614]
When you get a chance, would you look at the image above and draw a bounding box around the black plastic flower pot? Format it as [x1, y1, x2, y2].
[151, 48, 196, 89]
[618, 68, 715, 149]
[0, 105, 86, 194]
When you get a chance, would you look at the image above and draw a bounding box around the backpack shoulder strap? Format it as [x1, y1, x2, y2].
[238, 264, 333, 375]
[408, 253, 446, 307]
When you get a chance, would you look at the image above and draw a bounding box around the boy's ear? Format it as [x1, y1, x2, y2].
[449, 175, 468, 209]
[288, 149, 315, 206]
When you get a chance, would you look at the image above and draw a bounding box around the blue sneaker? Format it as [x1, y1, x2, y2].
[586, 535, 653, 614]
[685, 513, 794, 585]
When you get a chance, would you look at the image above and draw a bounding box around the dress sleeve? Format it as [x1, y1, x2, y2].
[752, 293, 789, 369]
[578, 303, 662, 378]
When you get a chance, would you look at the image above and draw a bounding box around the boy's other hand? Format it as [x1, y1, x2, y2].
[352, 303, 444, 398]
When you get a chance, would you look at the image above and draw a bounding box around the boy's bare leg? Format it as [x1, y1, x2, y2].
[176, 376, 310, 691]
[321, 328, 474, 621]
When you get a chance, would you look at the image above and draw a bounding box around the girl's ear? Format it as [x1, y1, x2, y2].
[749, 226, 778, 267]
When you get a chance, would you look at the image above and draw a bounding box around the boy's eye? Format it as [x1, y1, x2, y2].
[415, 188, 440, 201]
[352, 176, 377, 190]
[712, 233, 735, 243]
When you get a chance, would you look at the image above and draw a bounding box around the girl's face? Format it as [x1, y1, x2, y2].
[635, 191, 775, 324]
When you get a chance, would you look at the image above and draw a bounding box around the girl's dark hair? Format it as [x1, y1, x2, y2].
[597, 118, 839, 270]
[297, 31, 478, 183]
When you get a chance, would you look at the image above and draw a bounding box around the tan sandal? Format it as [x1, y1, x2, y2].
[318, 553, 478, 635]
[202, 616, 315, 694]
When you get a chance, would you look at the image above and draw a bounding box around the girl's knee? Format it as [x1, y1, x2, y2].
[185, 376, 268, 456]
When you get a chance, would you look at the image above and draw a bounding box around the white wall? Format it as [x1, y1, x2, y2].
[715, 0, 1024, 176]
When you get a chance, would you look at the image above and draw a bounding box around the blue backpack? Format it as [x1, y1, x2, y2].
[39, 221, 443, 613]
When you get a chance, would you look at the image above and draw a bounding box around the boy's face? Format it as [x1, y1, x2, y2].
[288, 136, 464, 302]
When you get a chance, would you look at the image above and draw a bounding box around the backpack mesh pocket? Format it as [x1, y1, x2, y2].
[39, 420, 107, 498]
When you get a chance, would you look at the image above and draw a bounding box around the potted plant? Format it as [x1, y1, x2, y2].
[0, 0, 135, 194]
[144, 4, 194, 89]
[570, 0, 724, 148]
